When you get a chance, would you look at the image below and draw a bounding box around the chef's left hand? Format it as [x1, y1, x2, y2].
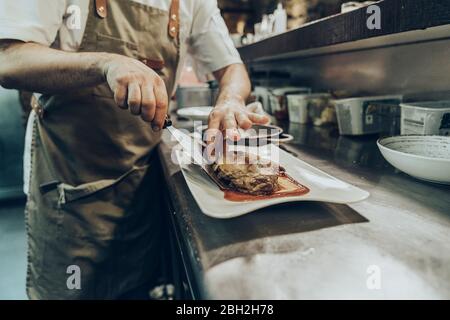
[208, 97, 269, 141]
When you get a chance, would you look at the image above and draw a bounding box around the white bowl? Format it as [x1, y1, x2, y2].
[177, 106, 213, 122]
[377, 135, 450, 184]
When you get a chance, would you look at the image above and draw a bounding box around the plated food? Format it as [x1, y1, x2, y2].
[176, 143, 370, 218]
[212, 151, 281, 195]
[207, 151, 309, 202]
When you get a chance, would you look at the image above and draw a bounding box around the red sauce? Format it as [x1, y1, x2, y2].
[223, 173, 310, 202]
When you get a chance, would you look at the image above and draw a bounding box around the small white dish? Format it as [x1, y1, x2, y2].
[175, 144, 370, 219]
[177, 106, 213, 122]
[377, 135, 450, 184]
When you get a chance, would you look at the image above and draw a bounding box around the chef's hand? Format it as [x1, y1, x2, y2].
[103, 54, 168, 131]
[208, 97, 270, 141]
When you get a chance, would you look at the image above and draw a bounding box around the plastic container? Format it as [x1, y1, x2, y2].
[400, 101, 450, 136]
[287, 93, 335, 126]
[335, 95, 403, 136]
[268, 87, 311, 120]
[253, 86, 274, 114]
[341, 1, 377, 13]
[273, 3, 287, 34]
[287, 94, 309, 124]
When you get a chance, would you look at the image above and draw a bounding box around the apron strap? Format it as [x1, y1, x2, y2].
[168, 0, 180, 39]
[94, 0, 179, 39]
[95, 0, 108, 18]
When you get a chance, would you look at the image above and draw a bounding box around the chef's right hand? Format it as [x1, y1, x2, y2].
[102, 54, 168, 131]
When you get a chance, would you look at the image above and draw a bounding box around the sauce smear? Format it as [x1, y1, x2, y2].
[224, 173, 310, 202]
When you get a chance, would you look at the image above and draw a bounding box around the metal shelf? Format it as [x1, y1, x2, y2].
[238, 0, 450, 63]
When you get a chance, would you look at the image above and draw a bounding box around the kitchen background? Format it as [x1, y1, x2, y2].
[1, 0, 449, 300]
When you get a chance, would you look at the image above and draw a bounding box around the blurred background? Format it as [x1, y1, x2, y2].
[219, 0, 349, 34]
[1, 0, 449, 300]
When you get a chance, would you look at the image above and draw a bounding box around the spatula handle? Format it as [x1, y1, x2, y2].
[163, 114, 173, 129]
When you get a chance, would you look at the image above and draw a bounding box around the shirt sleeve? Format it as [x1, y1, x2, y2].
[187, 0, 243, 77]
[0, 0, 66, 46]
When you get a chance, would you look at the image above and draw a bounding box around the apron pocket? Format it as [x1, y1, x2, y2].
[56, 165, 150, 239]
[96, 33, 139, 58]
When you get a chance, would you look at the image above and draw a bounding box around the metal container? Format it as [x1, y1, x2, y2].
[335, 95, 403, 136]
[176, 85, 215, 109]
[268, 87, 311, 120]
[400, 100, 450, 136]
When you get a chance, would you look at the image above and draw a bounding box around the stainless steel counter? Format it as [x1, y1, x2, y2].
[158, 121, 450, 300]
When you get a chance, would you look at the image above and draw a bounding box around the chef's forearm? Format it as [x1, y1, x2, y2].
[0, 40, 109, 93]
[213, 63, 251, 106]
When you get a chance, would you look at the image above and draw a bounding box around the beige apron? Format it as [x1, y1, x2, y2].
[26, 0, 180, 299]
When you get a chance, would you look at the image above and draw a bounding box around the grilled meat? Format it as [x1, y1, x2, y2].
[212, 151, 283, 195]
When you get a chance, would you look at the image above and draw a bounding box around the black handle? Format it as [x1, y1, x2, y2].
[163, 115, 173, 129]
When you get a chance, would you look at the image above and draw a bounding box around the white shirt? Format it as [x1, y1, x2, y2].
[0, 0, 242, 79]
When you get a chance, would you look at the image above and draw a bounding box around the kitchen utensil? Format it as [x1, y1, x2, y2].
[175, 143, 370, 218]
[377, 135, 450, 184]
[335, 95, 403, 135]
[400, 100, 450, 136]
[164, 117, 206, 166]
[176, 85, 213, 109]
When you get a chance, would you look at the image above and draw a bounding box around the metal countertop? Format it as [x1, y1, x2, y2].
[158, 121, 450, 299]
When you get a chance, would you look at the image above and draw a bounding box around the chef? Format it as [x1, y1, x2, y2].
[0, 0, 269, 299]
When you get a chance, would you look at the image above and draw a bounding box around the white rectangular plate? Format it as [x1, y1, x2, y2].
[176, 144, 369, 219]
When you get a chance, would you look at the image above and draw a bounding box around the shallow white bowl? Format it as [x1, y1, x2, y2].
[377, 135, 450, 184]
[177, 106, 213, 122]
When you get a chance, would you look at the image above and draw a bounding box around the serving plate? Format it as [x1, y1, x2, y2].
[377, 135, 450, 184]
[175, 144, 370, 219]
[197, 124, 294, 145]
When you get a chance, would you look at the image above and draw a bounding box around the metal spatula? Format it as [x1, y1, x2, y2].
[163, 116, 232, 190]
[163, 116, 206, 167]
